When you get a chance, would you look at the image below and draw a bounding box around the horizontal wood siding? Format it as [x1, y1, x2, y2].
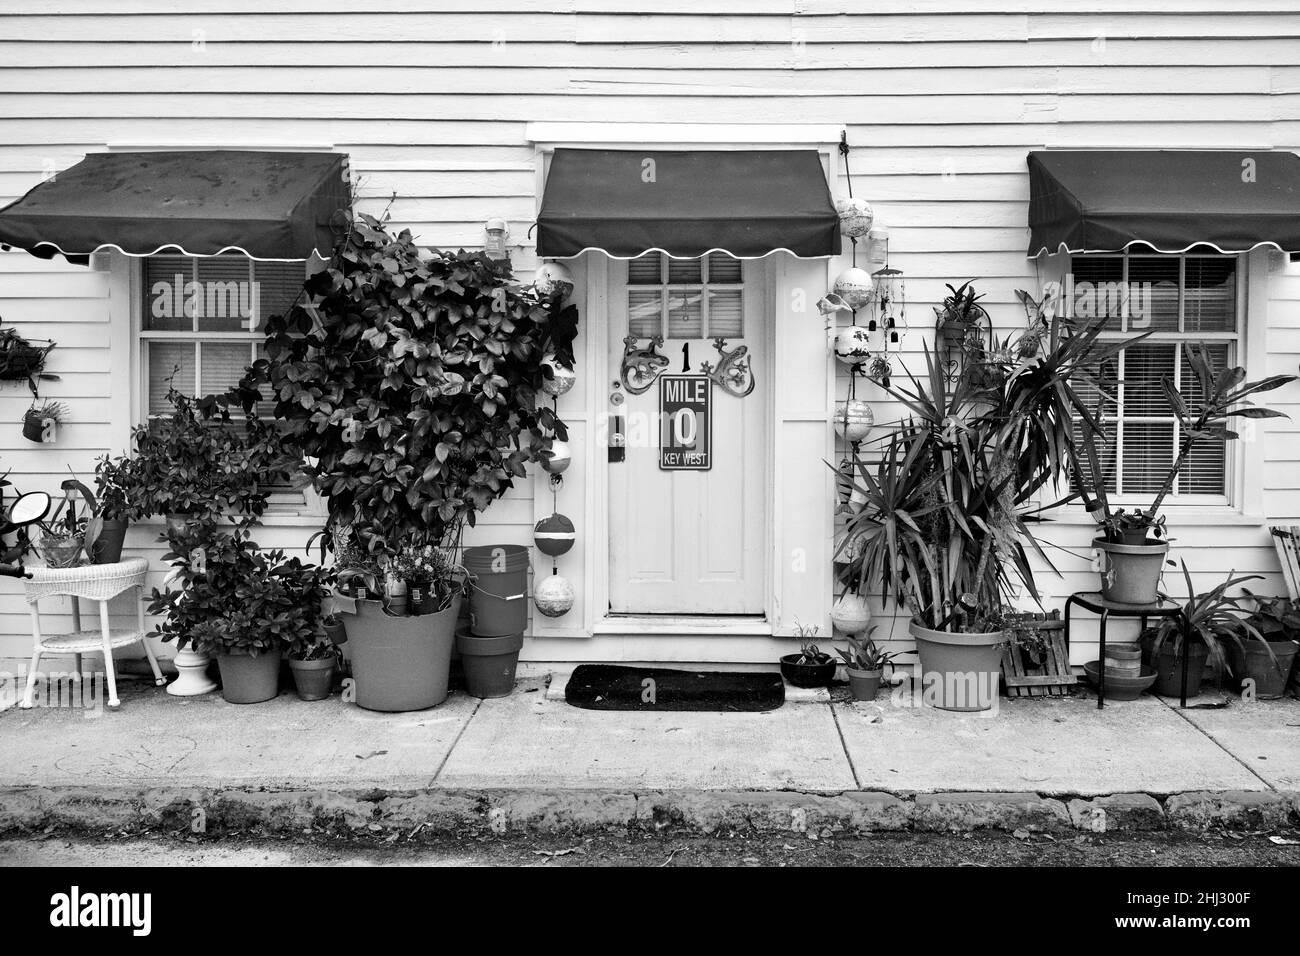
[0, 2, 1298, 666]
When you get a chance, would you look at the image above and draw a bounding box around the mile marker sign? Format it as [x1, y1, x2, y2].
[659, 374, 712, 471]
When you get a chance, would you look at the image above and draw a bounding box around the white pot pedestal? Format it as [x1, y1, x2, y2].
[167, 647, 217, 696]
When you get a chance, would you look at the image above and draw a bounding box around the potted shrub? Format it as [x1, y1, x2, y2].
[836, 629, 900, 701]
[780, 639, 837, 689]
[1142, 564, 1271, 699]
[934, 281, 987, 350]
[1237, 594, 1300, 699]
[90, 453, 136, 563]
[1076, 349, 1295, 605]
[260, 215, 573, 712]
[838, 301, 1130, 710]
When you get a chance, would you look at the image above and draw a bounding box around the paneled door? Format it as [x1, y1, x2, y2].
[607, 253, 765, 615]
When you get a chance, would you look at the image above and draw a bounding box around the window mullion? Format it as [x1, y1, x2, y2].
[1115, 347, 1125, 496]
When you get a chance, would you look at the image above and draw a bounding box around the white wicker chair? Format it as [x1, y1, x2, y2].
[21, 556, 164, 709]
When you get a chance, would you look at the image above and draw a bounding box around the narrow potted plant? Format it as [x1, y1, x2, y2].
[836, 629, 900, 701]
[260, 215, 573, 712]
[838, 302, 1131, 710]
[1141, 564, 1271, 699]
[90, 453, 135, 563]
[1076, 349, 1296, 605]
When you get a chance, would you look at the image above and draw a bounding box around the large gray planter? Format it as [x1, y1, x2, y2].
[910, 621, 1005, 712]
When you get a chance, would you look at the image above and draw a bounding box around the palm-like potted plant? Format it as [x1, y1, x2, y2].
[837, 302, 1130, 710]
[1075, 347, 1296, 605]
[1142, 563, 1272, 698]
[836, 628, 900, 701]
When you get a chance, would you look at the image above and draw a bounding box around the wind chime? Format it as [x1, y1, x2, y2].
[533, 263, 578, 618]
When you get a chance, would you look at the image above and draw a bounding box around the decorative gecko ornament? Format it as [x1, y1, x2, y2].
[620, 334, 669, 394]
[699, 337, 755, 398]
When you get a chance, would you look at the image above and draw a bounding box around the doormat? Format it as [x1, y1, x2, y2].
[564, 664, 784, 712]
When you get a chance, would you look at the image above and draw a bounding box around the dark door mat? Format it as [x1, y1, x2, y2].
[564, 664, 785, 712]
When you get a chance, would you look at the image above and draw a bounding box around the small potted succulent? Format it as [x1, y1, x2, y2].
[780, 625, 837, 688]
[22, 400, 65, 443]
[1142, 564, 1272, 698]
[836, 629, 900, 701]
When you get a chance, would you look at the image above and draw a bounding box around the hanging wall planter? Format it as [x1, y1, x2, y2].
[22, 401, 65, 443]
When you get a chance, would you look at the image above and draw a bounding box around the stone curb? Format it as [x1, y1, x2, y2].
[2, 786, 1296, 838]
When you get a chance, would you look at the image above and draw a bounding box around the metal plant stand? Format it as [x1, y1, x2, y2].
[1064, 591, 1192, 710]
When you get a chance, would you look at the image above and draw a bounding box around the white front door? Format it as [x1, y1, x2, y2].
[607, 253, 766, 615]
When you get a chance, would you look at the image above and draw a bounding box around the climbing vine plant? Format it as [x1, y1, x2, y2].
[257, 214, 572, 555]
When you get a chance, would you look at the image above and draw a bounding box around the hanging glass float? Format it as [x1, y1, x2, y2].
[534, 574, 575, 617]
[541, 439, 571, 474]
[833, 326, 872, 367]
[865, 226, 890, 273]
[534, 512, 576, 557]
[534, 261, 575, 301]
[834, 197, 874, 239]
[833, 399, 875, 442]
[541, 353, 576, 396]
[832, 267, 874, 309]
[830, 592, 873, 636]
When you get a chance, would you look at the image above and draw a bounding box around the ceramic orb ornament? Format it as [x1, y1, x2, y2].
[541, 354, 576, 397]
[541, 439, 571, 475]
[534, 574, 575, 617]
[534, 261, 575, 301]
[833, 325, 873, 367]
[831, 592, 873, 636]
[534, 512, 576, 557]
[832, 267, 874, 310]
[835, 196, 875, 239]
[834, 400, 875, 442]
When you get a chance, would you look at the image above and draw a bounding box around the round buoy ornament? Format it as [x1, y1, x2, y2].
[534, 512, 576, 557]
[541, 354, 576, 396]
[833, 326, 872, 367]
[834, 400, 875, 442]
[835, 197, 875, 238]
[831, 592, 872, 636]
[540, 439, 571, 475]
[534, 261, 575, 301]
[832, 267, 874, 309]
[534, 574, 575, 617]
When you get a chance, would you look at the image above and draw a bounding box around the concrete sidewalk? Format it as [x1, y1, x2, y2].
[1, 669, 1297, 838]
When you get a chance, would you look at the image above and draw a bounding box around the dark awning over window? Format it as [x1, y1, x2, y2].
[537, 148, 841, 259]
[0, 150, 351, 262]
[1027, 150, 1300, 256]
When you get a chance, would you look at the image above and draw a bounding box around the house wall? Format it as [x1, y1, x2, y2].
[1, 1, 1299, 671]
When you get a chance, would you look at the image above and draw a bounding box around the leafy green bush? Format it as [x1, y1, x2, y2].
[257, 214, 572, 556]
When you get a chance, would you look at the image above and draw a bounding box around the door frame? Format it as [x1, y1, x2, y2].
[589, 253, 778, 631]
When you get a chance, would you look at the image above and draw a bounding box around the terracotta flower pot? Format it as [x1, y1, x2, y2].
[1142, 633, 1209, 698]
[455, 629, 523, 698]
[1226, 639, 1299, 700]
[289, 657, 336, 701]
[1095, 537, 1170, 605]
[845, 666, 883, 701]
[215, 648, 282, 704]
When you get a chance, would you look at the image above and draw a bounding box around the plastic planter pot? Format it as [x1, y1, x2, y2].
[289, 657, 336, 701]
[1226, 639, 1299, 700]
[455, 629, 523, 698]
[845, 666, 883, 701]
[779, 654, 836, 688]
[90, 518, 128, 564]
[324, 618, 348, 646]
[1094, 537, 1170, 605]
[463, 545, 529, 636]
[909, 621, 1005, 712]
[345, 596, 460, 712]
[1142, 633, 1209, 698]
[215, 648, 282, 704]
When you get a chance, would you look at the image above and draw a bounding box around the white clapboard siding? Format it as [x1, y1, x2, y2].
[0, 3, 1298, 664]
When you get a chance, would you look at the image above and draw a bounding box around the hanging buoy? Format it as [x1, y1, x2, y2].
[831, 592, 873, 636]
[833, 267, 874, 309]
[541, 353, 577, 396]
[834, 197, 875, 239]
[833, 326, 872, 367]
[534, 512, 576, 557]
[541, 439, 571, 474]
[534, 261, 575, 301]
[834, 400, 875, 442]
[534, 574, 575, 617]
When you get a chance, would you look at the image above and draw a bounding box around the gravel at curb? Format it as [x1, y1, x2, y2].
[2, 786, 1296, 839]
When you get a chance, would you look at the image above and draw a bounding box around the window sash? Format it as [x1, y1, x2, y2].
[625, 252, 744, 340]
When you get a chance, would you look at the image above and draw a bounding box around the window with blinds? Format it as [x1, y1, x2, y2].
[1069, 247, 1239, 500]
[140, 254, 308, 508]
[626, 252, 743, 340]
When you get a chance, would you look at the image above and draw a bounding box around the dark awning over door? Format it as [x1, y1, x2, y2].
[0, 150, 352, 262]
[537, 148, 841, 259]
[1027, 150, 1300, 256]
